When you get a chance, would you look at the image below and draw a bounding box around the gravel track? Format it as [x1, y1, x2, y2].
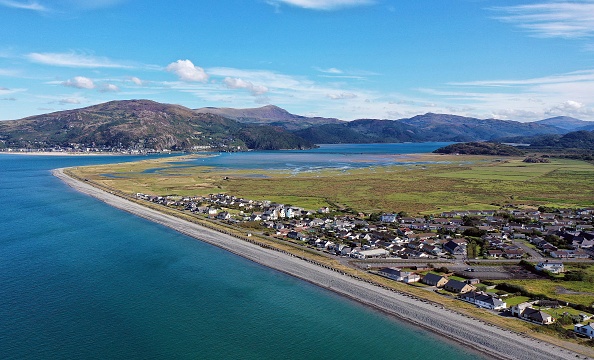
[53, 168, 593, 360]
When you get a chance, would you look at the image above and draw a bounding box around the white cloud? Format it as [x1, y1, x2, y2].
[269, 0, 374, 10]
[492, 2, 594, 39]
[224, 77, 268, 96]
[62, 76, 95, 89]
[129, 76, 144, 85]
[0, 0, 47, 12]
[327, 92, 357, 100]
[99, 83, 120, 92]
[27, 52, 129, 68]
[166, 59, 209, 82]
[59, 97, 81, 105]
[0, 86, 26, 95]
[316, 67, 343, 74]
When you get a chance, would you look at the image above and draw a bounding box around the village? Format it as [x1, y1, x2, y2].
[136, 191, 594, 338]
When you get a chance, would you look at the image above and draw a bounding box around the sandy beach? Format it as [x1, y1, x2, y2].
[53, 168, 593, 360]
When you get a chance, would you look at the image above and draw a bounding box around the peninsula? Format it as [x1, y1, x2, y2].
[53, 166, 594, 360]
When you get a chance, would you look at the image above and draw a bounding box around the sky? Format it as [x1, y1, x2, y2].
[1, 0, 594, 122]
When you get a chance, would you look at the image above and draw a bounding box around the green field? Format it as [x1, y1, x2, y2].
[71, 155, 594, 215]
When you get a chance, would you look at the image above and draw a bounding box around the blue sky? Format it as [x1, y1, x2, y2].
[1, 0, 594, 121]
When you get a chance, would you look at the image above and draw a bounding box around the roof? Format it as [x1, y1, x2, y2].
[444, 279, 470, 291]
[423, 273, 446, 283]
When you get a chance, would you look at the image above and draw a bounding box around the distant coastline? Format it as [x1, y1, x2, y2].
[53, 167, 591, 360]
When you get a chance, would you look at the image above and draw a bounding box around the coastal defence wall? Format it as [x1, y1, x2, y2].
[53, 168, 592, 360]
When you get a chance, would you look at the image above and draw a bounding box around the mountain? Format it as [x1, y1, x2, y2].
[399, 113, 565, 141]
[293, 119, 419, 144]
[534, 116, 593, 131]
[0, 100, 316, 151]
[1, 101, 588, 151]
[294, 113, 566, 144]
[195, 105, 343, 130]
[528, 130, 594, 150]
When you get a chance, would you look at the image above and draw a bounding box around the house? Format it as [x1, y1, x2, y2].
[535, 261, 565, 274]
[334, 244, 352, 256]
[381, 213, 397, 223]
[377, 267, 420, 283]
[443, 279, 475, 294]
[422, 273, 448, 287]
[575, 323, 594, 338]
[522, 308, 554, 325]
[511, 302, 555, 325]
[443, 240, 466, 255]
[216, 211, 231, 220]
[461, 291, 507, 310]
[486, 249, 504, 258]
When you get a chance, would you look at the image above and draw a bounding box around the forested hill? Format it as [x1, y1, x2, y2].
[497, 130, 594, 151]
[433, 142, 525, 156]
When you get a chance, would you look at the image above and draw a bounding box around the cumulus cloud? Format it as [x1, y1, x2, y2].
[62, 76, 95, 89]
[269, 0, 374, 10]
[327, 92, 357, 100]
[166, 59, 209, 82]
[545, 100, 594, 117]
[224, 77, 268, 96]
[99, 83, 120, 92]
[27, 51, 129, 68]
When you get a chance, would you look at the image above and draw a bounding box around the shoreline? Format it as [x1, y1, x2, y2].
[53, 167, 592, 360]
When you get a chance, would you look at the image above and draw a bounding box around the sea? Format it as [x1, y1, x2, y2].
[0, 143, 487, 360]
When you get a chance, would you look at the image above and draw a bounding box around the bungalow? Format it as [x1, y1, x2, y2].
[511, 302, 555, 325]
[535, 261, 565, 274]
[443, 279, 475, 294]
[377, 267, 421, 283]
[461, 291, 507, 310]
[574, 323, 594, 339]
[486, 249, 504, 258]
[503, 249, 525, 259]
[422, 273, 448, 287]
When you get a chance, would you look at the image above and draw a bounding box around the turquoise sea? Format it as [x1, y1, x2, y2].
[0, 144, 487, 360]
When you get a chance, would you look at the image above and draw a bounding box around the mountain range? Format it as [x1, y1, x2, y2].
[0, 99, 592, 151]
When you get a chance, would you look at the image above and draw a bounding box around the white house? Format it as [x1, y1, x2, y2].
[535, 261, 565, 274]
[377, 267, 420, 283]
[460, 291, 507, 310]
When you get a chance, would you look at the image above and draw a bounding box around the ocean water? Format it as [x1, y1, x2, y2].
[0, 146, 486, 360]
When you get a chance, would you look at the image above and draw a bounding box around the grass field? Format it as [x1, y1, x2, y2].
[71, 154, 594, 215]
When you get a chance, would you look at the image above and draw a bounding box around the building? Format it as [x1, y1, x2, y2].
[422, 273, 448, 287]
[575, 323, 594, 338]
[511, 302, 554, 325]
[535, 261, 564, 274]
[377, 267, 420, 283]
[460, 291, 507, 310]
[443, 279, 475, 294]
[350, 248, 389, 259]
